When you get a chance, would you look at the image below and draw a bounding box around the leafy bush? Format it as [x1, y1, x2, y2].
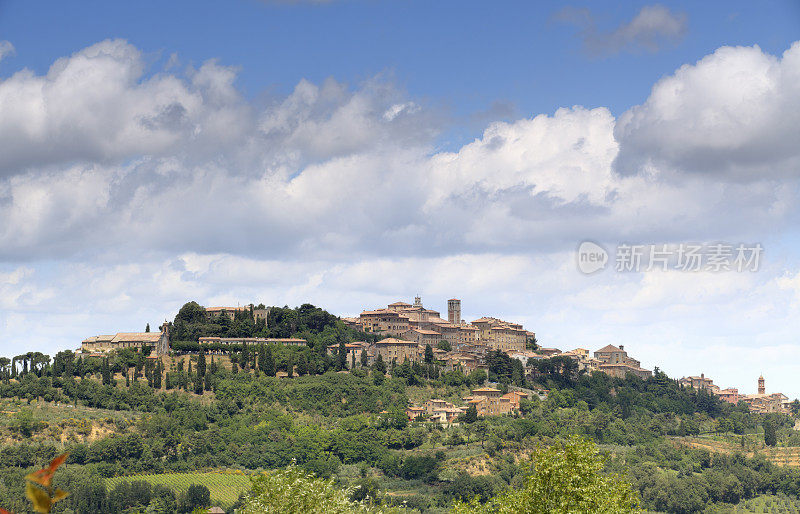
[451, 437, 640, 513]
[239, 464, 400, 513]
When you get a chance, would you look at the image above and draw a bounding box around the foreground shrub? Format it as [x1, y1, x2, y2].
[239, 464, 400, 514]
[451, 437, 640, 514]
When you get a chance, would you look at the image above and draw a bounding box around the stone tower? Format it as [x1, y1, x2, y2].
[758, 375, 765, 395]
[157, 322, 170, 356]
[414, 295, 422, 307]
[448, 298, 461, 325]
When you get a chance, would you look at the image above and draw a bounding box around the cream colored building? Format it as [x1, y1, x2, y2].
[81, 332, 162, 353]
[679, 373, 719, 392]
[356, 298, 531, 353]
[372, 338, 419, 364]
[741, 376, 791, 414]
[462, 386, 528, 417]
[471, 317, 528, 352]
[198, 336, 307, 347]
[204, 304, 270, 323]
[594, 344, 652, 379]
[402, 328, 443, 346]
[326, 341, 369, 365]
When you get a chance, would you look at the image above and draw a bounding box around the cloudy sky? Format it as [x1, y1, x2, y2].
[1, 0, 800, 397]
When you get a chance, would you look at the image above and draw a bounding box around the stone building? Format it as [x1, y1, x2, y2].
[204, 304, 270, 324]
[371, 338, 419, 365]
[326, 342, 369, 366]
[741, 376, 790, 414]
[198, 336, 307, 347]
[81, 331, 162, 353]
[679, 373, 719, 392]
[593, 344, 652, 379]
[448, 298, 462, 325]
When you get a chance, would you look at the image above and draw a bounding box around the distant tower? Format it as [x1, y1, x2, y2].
[448, 298, 461, 325]
[157, 322, 170, 356]
[414, 296, 422, 307]
[758, 375, 765, 395]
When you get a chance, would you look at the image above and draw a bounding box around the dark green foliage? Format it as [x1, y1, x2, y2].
[627, 442, 800, 513]
[764, 419, 778, 446]
[400, 454, 439, 482]
[101, 358, 112, 386]
[180, 484, 211, 512]
[0, 328, 797, 514]
[462, 404, 479, 424]
[443, 473, 501, 504]
[373, 354, 386, 374]
[264, 345, 276, 376]
[170, 302, 378, 351]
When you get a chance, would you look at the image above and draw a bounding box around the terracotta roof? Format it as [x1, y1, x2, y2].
[111, 333, 161, 343]
[82, 335, 115, 343]
[389, 301, 412, 306]
[472, 387, 501, 393]
[595, 344, 622, 353]
[374, 337, 416, 346]
[327, 342, 367, 349]
[206, 306, 250, 312]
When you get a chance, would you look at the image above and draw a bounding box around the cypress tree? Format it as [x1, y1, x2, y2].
[195, 370, 204, 395]
[264, 346, 276, 377]
[154, 361, 162, 389]
[374, 353, 386, 374]
[287, 353, 294, 378]
[101, 358, 111, 386]
[296, 353, 308, 376]
[197, 351, 207, 380]
[338, 341, 347, 370]
[241, 344, 249, 370]
[258, 345, 267, 374]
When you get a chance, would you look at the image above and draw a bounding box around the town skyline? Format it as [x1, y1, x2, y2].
[73, 295, 796, 403]
[2, 2, 800, 408]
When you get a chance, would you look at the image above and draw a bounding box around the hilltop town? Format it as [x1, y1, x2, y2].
[0, 298, 798, 513]
[78, 297, 794, 419]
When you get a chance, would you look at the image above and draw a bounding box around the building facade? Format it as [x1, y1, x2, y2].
[198, 337, 307, 347]
[593, 344, 652, 379]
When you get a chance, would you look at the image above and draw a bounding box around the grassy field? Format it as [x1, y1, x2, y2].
[0, 399, 137, 444]
[105, 471, 253, 507]
[674, 435, 800, 468]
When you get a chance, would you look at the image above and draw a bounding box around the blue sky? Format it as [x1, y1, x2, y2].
[1, 1, 800, 397]
[3, 1, 798, 125]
